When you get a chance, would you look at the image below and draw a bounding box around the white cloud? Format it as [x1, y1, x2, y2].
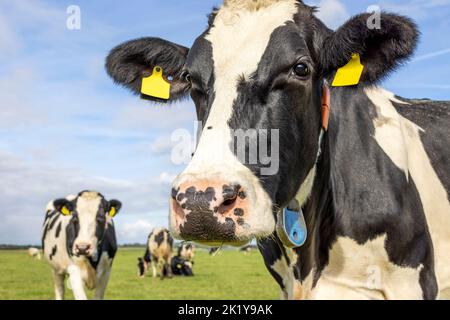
[113, 99, 196, 131]
[312, 0, 350, 30]
[0, 150, 172, 244]
[0, 13, 21, 58]
[159, 171, 177, 184]
[379, 0, 450, 20]
[117, 219, 154, 243]
[0, 66, 47, 128]
[150, 135, 177, 155]
[413, 48, 450, 62]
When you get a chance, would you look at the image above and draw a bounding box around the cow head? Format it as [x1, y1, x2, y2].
[178, 243, 195, 261]
[53, 191, 121, 257]
[106, 0, 418, 245]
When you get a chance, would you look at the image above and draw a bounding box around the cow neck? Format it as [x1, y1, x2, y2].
[295, 86, 374, 286]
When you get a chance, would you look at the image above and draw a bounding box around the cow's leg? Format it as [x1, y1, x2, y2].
[52, 271, 65, 300]
[93, 255, 112, 300]
[165, 258, 173, 279]
[67, 265, 87, 300]
[151, 259, 158, 278]
[159, 260, 166, 280]
[93, 269, 111, 300]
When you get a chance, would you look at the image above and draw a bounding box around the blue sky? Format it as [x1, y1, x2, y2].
[0, 0, 449, 244]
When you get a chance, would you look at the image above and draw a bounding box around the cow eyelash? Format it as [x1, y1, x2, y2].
[180, 70, 192, 84]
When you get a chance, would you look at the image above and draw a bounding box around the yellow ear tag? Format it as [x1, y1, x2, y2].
[61, 206, 70, 216]
[141, 66, 171, 100]
[332, 53, 364, 87]
[109, 207, 116, 217]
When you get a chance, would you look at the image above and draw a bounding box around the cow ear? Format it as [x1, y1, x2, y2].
[320, 13, 419, 85]
[105, 37, 190, 101]
[53, 199, 73, 216]
[108, 200, 122, 217]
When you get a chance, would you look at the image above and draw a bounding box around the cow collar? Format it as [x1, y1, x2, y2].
[276, 83, 331, 248]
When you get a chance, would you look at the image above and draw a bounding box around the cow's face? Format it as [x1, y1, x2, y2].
[106, 0, 417, 244]
[53, 191, 121, 257]
[179, 243, 195, 260]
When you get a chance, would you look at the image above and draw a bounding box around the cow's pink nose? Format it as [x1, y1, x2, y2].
[170, 181, 249, 242]
[75, 243, 91, 255]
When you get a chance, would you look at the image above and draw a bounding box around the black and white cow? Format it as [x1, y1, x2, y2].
[178, 242, 195, 261]
[106, 0, 450, 299]
[209, 247, 220, 255]
[28, 247, 41, 260]
[144, 228, 174, 279]
[42, 191, 121, 300]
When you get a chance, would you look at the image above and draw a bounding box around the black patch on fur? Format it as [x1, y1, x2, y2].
[257, 236, 291, 292]
[55, 221, 62, 238]
[48, 214, 59, 230]
[393, 99, 450, 202]
[65, 214, 80, 257]
[234, 208, 244, 217]
[49, 245, 57, 260]
[155, 230, 165, 246]
[171, 188, 179, 200]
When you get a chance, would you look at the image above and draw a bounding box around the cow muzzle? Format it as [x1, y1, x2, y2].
[169, 172, 275, 245]
[74, 242, 93, 257]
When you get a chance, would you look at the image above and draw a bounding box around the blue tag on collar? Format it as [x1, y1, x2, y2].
[277, 207, 307, 248]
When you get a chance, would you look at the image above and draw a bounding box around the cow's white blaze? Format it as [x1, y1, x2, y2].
[172, 0, 299, 239]
[74, 191, 102, 253]
[367, 87, 450, 296]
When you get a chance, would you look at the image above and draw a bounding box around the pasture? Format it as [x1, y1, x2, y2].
[0, 248, 279, 300]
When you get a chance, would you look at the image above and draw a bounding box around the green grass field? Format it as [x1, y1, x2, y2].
[0, 248, 279, 300]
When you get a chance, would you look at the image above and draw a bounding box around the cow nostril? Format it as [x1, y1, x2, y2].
[76, 244, 91, 255]
[218, 196, 237, 214]
[222, 196, 237, 207]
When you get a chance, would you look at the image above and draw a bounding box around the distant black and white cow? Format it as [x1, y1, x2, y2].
[28, 247, 41, 260]
[209, 247, 220, 256]
[106, 0, 450, 299]
[144, 228, 174, 279]
[178, 243, 195, 261]
[42, 191, 121, 300]
[239, 244, 254, 254]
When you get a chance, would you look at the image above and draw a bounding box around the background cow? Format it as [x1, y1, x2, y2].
[209, 247, 220, 256]
[177, 243, 195, 261]
[42, 191, 121, 300]
[144, 228, 173, 279]
[239, 244, 253, 254]
[106, 0, 450, 299]
[28, 247, 41, 260]
[137, 257, 147, 278]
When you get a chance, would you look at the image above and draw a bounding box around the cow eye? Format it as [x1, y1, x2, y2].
[181, 71, 191, 83]
[293, 63, 310, 78]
